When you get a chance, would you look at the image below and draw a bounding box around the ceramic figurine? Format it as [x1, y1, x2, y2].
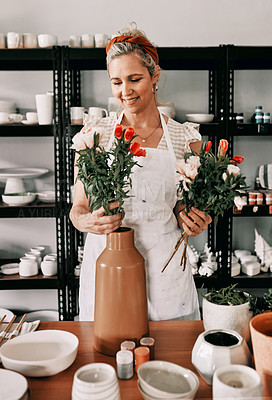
[254, 229, 272, 268]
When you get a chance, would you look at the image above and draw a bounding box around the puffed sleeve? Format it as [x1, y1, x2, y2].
[182, 122, 202, 152]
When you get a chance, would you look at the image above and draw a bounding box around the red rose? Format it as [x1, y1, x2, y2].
[114, 124, 123, 139]
[129, 142, 146, 157]
[231, 156, 244, 164]
[205, 141, 212, 152]
[124, 127, 134, 141]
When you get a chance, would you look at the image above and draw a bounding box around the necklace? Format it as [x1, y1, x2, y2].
[126, 120, 161, 143]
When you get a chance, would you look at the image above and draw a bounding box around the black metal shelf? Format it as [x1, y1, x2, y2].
[228, 46, 272, 70]
[233, 205, 272, 217]
[0, 48, 55, 70]
[0, 124, 54, 137]
[0, 202, 56, 218]
[231, 272, 272, 288]
[233, 123, 272, 136]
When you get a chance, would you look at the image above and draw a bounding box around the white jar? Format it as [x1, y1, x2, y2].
[19, 256, 38, 277]
[41, 259, 57, 276]
[25, 251, 41, 268]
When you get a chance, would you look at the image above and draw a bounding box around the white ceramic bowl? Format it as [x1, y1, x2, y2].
[137, 360, 199, 399]
[186, 113, 214, 123]
[0, 369, 28, 400]
[73, 363, 118, 394]
[2, 192, 36, 206]
[0, 329, 78, 377]
[37, 190, 55, 203]
[0, 307, 15, 322]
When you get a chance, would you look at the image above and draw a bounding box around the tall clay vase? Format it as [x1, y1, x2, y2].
[250, 311, 272, 398]
[93, 227, 149, 356]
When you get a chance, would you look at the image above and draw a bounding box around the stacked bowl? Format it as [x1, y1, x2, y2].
[137, 361, 199, 400]
[72, 363, 120, 400]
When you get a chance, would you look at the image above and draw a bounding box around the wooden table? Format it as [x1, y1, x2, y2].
[7, 321, 212, 399]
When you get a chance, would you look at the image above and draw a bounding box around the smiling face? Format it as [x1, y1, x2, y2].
[108, 52, 160, 115]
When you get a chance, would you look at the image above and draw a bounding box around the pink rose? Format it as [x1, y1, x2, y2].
[71, 127, 103, 150]
[234, 196, 247, 210]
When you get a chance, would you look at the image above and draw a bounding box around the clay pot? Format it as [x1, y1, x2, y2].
[93, 227, 149, 356]
[250, 311, 272, 397]
[202, 294, 253, 342]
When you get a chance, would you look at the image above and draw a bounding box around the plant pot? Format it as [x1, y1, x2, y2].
[213, 365, 262, 399]
[93, 227, 149, 356]
[191, 329, 251, 385]
[202, 294, 253, 342]
[250, 311, 272, 398]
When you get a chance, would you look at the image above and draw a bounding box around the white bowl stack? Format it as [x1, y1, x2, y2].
[137, 360, 199, 400]
[72, 363, 120, 400]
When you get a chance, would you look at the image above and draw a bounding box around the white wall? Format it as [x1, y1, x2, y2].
[1, 0, 272, 313]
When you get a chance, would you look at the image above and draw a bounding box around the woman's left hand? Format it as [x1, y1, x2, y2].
[179, 207, 212, 237]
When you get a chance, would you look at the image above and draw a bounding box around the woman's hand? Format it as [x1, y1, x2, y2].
[70, 201, 122, 235]
[177, 206, 212, 237]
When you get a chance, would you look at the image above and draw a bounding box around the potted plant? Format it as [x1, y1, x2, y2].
[201, 285, 272, 343]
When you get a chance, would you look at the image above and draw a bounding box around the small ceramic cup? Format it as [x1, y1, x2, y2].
[69, 35, 81, 48]
[81, 34, 94, 48]
[0, 112, 10, 124]
[23, 33, 38, 48]
[94, 33, 108, 48]
[26, 112, 38, 124]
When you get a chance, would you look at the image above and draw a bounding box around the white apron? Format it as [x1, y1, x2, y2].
[79, 111, 200, 321]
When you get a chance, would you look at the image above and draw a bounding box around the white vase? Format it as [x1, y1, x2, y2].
[191, 329, 251, 385]
[202, 294, 253, 342]
[213, 364, 262, 399]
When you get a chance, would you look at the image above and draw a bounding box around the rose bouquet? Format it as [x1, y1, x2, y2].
[71, 124, 146, 216]
[162, 139, 247, 272]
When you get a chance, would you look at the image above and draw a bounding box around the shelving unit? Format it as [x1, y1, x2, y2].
[0, 47, 68, 319]
[1, 45, 271, 319]
[222, 45, 272, 289]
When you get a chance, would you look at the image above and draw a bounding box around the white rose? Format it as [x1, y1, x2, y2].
[71, 130, 87, 150]
[176, 159, 186, 175]
[187, 155, 200, 168]
[234, 196, 247, 210]
[227, 164, 240, 176]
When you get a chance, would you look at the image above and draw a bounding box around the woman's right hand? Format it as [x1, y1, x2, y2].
[70, 201, 122, 235]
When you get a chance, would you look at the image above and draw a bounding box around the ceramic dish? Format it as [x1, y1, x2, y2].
[21, 120, 38, 125]
[37, 190, 55, 203]
[24, 310, 59, 321]
[186, 114, 214, 123]
[137, 360, 199, 399]
[0, 263, 19, 275]
[1, 329, 79, 377]
[2, 192, 36, 206]
[0, 308, 15, 322]
[0, 369, 28, 400]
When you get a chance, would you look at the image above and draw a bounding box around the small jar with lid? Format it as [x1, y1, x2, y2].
[134, 346, 150, 373]
[116, 350, 133, 380]
[263, 112, 270, 124]
[140, 337, 155, 360]
[255, 112, 263, 124]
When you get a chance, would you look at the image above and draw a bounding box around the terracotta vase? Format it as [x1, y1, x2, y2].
[93, 227, 149, 356]
[250, 311, 272, 398]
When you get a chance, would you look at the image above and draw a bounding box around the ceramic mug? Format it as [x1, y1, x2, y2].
[26, 112, 38, 123]
[23, 33, 38, 48]
[81, 34, 94, 48]
[0, 33, 6, 48]
[38, 34, 57, 48]
[35, 93, 53, 124]
[7, 32, 23, 49]
[70, 107, 85, 124]
[94, 33, 108, 48]
[9, 113, 23, 123]
[86, 107, 108, 119]
[69, 35, 81, 48]
[0, 112, 10, 124]
[213, 365, 262, 400]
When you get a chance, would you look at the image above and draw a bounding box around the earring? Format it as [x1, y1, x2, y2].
[152, 84, 158, 94]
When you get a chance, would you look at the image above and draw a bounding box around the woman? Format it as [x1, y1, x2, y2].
[70, 26, 212, 321]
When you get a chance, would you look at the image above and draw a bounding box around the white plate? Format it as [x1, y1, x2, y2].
[0, 307, 15, 322]
[21, 120, 38, 125]
[0, 121, 12, 125]
[1, 263, 19, 275]
[0, 369, 28, 400]
[0, 167, 49, 179]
